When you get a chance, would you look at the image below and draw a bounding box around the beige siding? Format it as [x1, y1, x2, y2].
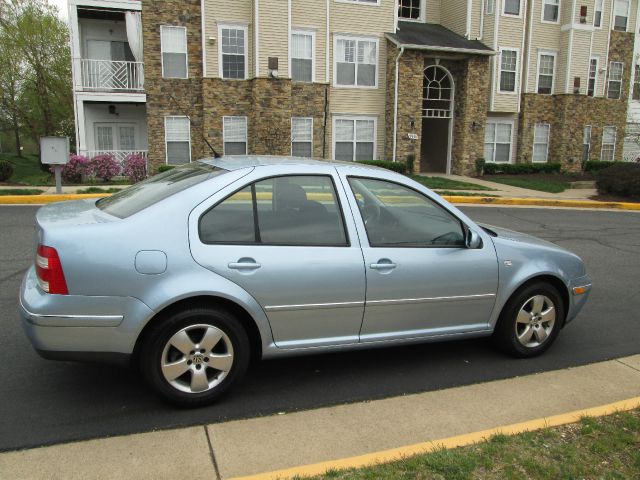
[440, 0, 468, 36]
[292, 0, 328, 83]
[591, 0, 612, 97]
[494, 14, 525, 112]
[469, 0, 484, 39]
[204, 0, 253, 78]
[570, 30, 592, 94]
[525, 0, 563, 93]
[425, 0, 441, 23]
[258, 0, 289, 78]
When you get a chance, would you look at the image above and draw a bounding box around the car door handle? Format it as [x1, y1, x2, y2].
[228, 258, 262, 270]
[370, 260, 397, 270]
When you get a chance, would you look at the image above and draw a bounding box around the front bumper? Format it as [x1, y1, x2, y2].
[565, 274, 592, 324]
[20, 266, 154, 363]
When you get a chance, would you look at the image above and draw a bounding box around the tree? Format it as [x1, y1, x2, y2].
[0, 0, 73, 155]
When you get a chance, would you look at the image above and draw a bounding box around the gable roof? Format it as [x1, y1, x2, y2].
[386, 22, 494, 55]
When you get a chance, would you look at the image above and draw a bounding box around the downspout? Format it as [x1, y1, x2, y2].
[479, 0, 485, 40]
[255, 0, 260, 77]
[326, 0, 330, 82]
[392, 46, 405, 162]
[466, 0, 473, 38]
[201, 0, 207, 76]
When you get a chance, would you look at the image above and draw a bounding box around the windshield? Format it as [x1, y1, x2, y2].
[97, 162, 227, 218]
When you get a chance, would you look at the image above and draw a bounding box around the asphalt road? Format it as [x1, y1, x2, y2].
[1, 205, 639, 452]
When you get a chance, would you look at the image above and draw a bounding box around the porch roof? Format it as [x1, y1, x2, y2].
[386, 22, 494, 56]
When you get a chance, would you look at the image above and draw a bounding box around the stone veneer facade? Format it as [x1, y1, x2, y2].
[385, 42, 491, 175]
[517, 31, 634, 172]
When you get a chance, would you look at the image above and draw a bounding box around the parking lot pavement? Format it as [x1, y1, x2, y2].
[0, 205, 639, 453]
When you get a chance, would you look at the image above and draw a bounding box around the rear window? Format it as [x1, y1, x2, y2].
[97, 162, 227, 218]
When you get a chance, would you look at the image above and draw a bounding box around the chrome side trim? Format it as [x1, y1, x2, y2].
[367, 293, 496, 306]
[264, 301, 364, 312]
[19, 297, 123, 327]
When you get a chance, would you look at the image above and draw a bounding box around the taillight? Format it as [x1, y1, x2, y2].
[36, 245, 69, 295]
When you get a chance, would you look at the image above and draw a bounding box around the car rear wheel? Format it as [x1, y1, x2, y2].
[493, 282, 565, 358]
[140, 306, 250, 407]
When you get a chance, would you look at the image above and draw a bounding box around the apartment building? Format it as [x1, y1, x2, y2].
[68, 0, 639, 175]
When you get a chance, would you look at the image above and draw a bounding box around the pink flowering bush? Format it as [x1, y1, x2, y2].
[123, 153, 147, 183]
[91, 154, 121, 182]
[56, 155, 91, 183]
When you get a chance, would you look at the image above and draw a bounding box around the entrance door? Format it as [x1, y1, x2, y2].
[94, 123, 137, 152]
[420, 65, 454, 173]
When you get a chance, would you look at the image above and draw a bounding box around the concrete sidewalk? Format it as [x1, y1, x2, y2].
[1, 355, 639, 480]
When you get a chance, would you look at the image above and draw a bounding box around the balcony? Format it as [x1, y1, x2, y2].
[84, 150, 149, 169]
[78, 59, 144, 92]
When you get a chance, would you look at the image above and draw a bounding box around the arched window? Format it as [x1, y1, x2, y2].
[423, 65, 454, 118]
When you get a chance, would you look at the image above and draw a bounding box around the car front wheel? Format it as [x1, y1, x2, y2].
[494, 282, 565, 358]
[140, 306, 250, 407]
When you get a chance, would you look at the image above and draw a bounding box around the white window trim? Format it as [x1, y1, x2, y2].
[160, 25, 188, 79]
[485, 119, 515, 164]
[593, 0, 603, 28]
[502, 0, 523, 18]
[398, 0, 426, 22]
[606, 61, 624, 99]
[601, 126, 617, 160]
[290, 29, 316, 83]
[333, 34, 380, 89]
[536, 50, 557, 94]
[583, 124, 592, 160]
[222, 116, 248, 155]
[332, 115, 378, 161]
[532, 123, 551, 163]
[632, 63, 640, 101]
[498, 47, 520, 95]
[164, 116, 192, 165]
[588, 55, 599, 96]
[486, 0, 495, 15]
[334, 0, 381, 6]
[291, 117, 314, 156]
[541, 0, 561, 24]
[613, 0, 631, 32]
[217, 23, 249, 80]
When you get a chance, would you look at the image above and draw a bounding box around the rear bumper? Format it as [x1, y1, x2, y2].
[20, 266, 154, 361]
[565, 274, 592, 324]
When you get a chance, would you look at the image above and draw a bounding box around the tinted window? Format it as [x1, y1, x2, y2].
[97, 163, 226, 218]
[199, 175, 348, 246]
[348, 177, 465, 247]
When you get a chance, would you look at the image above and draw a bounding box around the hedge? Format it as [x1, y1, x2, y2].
[584, 160, 619, 172]
[356, 160, 407, 174]
[158, 165, 176, 173]
[483, 163, 562, 174]
[596, 163, 640, 197]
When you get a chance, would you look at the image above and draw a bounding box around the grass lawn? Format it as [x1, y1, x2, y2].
[0, 153, 52, 186]
[436, 190, 499, 197]
[76, 187, 124, 194]
[0, 188, 43, 195]
[486, 176, 568, 193]
[308, 409, 640, 480]
[409, 175, 495, 191]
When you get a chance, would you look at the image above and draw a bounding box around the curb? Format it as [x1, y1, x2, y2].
[0, 193, 639, 211]
[231, 396, 640, 480]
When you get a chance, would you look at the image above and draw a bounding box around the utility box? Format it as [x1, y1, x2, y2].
[40, 137, 70, 165]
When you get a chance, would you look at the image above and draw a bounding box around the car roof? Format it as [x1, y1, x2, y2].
[198, 155, 386, 171]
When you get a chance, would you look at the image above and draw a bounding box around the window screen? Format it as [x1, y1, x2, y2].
[161, 26, 187, 78]
[165, 117, 191, 165]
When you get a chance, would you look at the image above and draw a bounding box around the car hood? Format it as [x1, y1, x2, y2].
[480, 224, 565, 250]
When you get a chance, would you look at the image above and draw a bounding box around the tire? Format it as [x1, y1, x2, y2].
[493, 282, 565, 358]
[139, 306, 250, 407]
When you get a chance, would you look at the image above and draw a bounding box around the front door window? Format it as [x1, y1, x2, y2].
[94, 123, 136, 152]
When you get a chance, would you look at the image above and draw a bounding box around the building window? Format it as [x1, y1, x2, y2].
[160, 26, 188, 79]
[542, 0, 559, 22]
[334, 117, 376, 161]
[588, 57, 598, 96]
[334, 36, 378, 88]
[164, 116, 191, 165]
[633, 65, 640, 101]
[607, 62, 623, 99]
[291, 118, 313, 157]
[601, 126, 616, 160]
[398, 0, 422, 20]
[484, 121, 512, 163]
[218, 25, 247, 79]
[486, 0, 495, 14]
[533, 124, 550, 163]
[223, 116, 248, 155]
[499, 49, 518, 93]
[582, 125, 592, 162]
[594, 0, 603, 26]
[291, 31, 314, 83]
[613, 0, 629, 31]
[537, 53, 556, 94]
[504, 0, 521, 15]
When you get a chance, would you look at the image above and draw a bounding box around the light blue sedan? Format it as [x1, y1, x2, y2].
[19, 157, 592, 406]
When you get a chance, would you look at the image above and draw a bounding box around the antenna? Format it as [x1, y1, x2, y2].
[166, 91, 221, 158]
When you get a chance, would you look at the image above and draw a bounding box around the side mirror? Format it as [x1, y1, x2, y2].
[466, 229, 483, 249]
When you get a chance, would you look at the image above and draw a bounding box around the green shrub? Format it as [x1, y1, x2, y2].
[483, 162, 562, 174]
[584, 160, 619, 172]
[0, 160, 14, 181]
[158, 165, 175, 173]
[596, 163, 640, 197]
[475, 158, 486, 176]
[357, 160, 407, 174]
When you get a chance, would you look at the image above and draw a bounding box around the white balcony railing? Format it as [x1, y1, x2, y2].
[84, 150, 148, 170]
[79, 59, 144, 91]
